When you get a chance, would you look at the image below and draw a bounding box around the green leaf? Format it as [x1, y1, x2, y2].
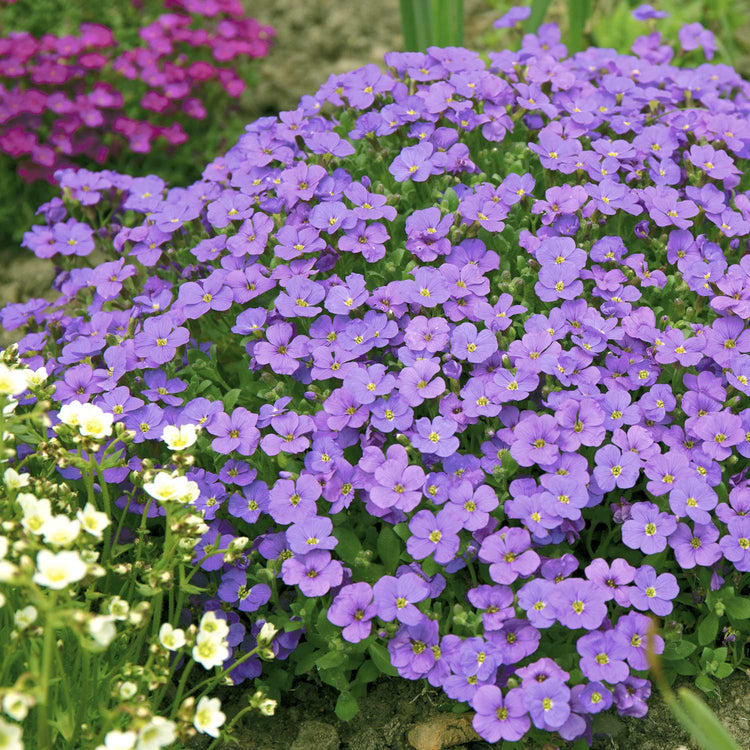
[377, 526, 402, 573]
[566, 0, 590, 54]
[662, 640, 697, 660]
[665, 692, 739, 750]
[356, 659, 380, 684]
[524, 0, 553, 32]
[698, 613, 719, 646]
[695, 673, 716, 694]
[714, 663, 733, 679]
[293, 644, 318, 675]
[335, 691, 359, 721]
[726, 596, 750, 620]
[318, 668, 350, 691]
[368, 643, 398, 677]
[316, 651, 347, 670]
[335, 527, 362, 566]
[223, 388, 241, 411]
[421, 556, 439, 577]
[675, 688, 741, 750]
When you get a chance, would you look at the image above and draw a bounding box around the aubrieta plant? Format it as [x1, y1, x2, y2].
[2, 10, 750, 748]
[0, 0, 274, 184]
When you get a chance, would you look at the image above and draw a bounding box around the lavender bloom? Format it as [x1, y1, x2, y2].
[373, 573, 430, 624]
[260, 412, 315, 455]
[410, 416, 460, 458]
[327, 582, 377, 642]
[577, 630, 630, 683]
[407, 507, 462, 564]
[479, 526, 541, 585]
[206, 408, 260, 456]
[629, 565, 679, 616]
[622, 502, 678, 554]
[281, 550, 343, 597]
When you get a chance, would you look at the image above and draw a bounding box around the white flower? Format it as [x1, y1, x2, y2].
[193, 696, 226, 738]
[88, 615, 117, 647]
[119, 682, 138, 700]
[177, 477, 200, 505]
[143, 471, 188, 503]
[107, 596, 130, 621]
[0, 716, 23, 750]
[77, 503, 111, 538]
[192, 632, 229, 670]
[2, 691, 33, 721]
[14, 605, 37, 629]
[58, 400, 86, 427]
[3, 468, 30, 490]
[77, 403, 114, 440]
[0, 561, 16, 584]
[19, 495, 51, 536]
[135, 716, 176, 750]
[0, 364, 28, 397]
[198, 611, 230, 640]
[257, 621, 278, 647]
[33, 550, 87, 590]
[102, 730, 136, 750]
[161, 424, 198, 451]
[41, 514, 81, 546]
[24, 366, 48, 388]
[158, 623, 186, 651]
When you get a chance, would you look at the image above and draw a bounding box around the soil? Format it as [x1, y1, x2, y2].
[2, 2, 749, 748]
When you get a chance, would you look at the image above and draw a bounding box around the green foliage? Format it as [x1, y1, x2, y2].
[399, 0, 465, 51]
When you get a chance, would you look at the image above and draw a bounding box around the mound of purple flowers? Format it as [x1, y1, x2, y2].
[6, 15, 750, 746]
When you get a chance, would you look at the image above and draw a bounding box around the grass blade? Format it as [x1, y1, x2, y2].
[524, 0, 553, 33]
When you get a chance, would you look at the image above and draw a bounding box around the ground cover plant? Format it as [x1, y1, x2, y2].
[0, 0, 274, 244]
[1, 8, 750, 748]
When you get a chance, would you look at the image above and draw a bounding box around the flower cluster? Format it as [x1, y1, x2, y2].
[0, 0, 274, 184]
[5, 13, 750, 747]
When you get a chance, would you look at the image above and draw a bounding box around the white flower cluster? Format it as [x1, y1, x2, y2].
[143, 472, 200, 505]
[191, 611, 230, 670]
[58, 400, 115, 440]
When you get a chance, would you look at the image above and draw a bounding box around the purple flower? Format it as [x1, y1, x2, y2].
[629, 565, 679, 616]
[267, 475, 321, 525]
[479, 526, 540, 585]
[632, 4, 668, 20]
[472, 686, 530, 742]
[668, 522, 722, 569]
[719, 517, 750, 571]
[577, 630, 630, 684]
[370, 444, 425, 511]
[217, 569, 271, 613]
[389, 142, 443, 182]
[622, 502, 678, 554]
[206, 408, 260, 456]
[668, 478, 717, 524]
[523, 678, 571, 730]
[407, 507, 462, 564]
[592, 445, 640, 492]
[134, 315, 189, 366]
[494, 6, 530, 28]
[410, 416, 460, 458]
[327, 582, 377, 643]
[553, 578, 608, 630]
[373, 573, 430, 624]
[281, 550, 343, 597]
[260, 412, 315, 455]
[510, 414, 560, 468]
[451, 322, 498, 363]
[286, 515, 338, 556]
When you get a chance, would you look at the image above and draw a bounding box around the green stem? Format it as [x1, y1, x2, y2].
[170, 660, 195, 719]
[71, 650, 91, 747]
[206, 705, 257, 750]
[187, 645, 261, 703]
[38, 614, 56, 750]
